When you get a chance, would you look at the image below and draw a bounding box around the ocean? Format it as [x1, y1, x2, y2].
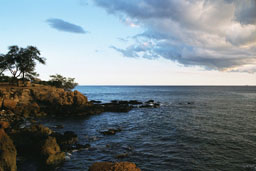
[43, 86, 256, 171]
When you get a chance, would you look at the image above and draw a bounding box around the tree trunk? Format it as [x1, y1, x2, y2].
[22, 72, 25, 84]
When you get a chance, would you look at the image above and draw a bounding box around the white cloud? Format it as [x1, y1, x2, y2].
[94, 0, 256, 72]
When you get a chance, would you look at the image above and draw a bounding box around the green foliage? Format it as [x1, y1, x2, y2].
[0, 45, 46, 82]
[48, 74, 78, 91]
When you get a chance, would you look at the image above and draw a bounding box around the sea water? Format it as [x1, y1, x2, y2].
[43, 86, 256, 171]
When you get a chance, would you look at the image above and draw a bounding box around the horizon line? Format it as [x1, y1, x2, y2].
[76, 85, 255, 87]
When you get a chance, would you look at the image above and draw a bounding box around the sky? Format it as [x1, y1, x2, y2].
[0, 0, 256, 85]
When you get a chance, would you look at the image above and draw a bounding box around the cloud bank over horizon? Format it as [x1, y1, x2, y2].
[46, 18, 87, 34]
[94, 0, 256, 73]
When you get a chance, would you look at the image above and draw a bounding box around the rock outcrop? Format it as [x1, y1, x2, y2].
[10, 124, 65, 167]
[89, 162, 141, 171]
[41, 136, 65, 166]
[0, 85, 89, 118]
[0, 85, 160, 122]
[0, 121, 17, 171]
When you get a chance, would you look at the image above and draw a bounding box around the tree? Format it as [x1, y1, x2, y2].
[49, 74, 78, 91]
[5, 46, 21, 80]
[18, 46, 46, 82]
[1, 45, 46, 83]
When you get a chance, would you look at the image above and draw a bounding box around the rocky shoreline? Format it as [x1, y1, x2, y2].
[0, 84, 159, 170]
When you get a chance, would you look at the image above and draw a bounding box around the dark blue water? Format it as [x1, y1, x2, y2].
[44, 86, 256, 171]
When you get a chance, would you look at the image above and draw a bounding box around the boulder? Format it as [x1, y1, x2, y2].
[3, 100, 17, 110]
[10, 124, 53, 155]
[29, 124, 52, 136]
[41, 136, 65, 166]
[0, 121, 17, 171]
[74, 90, 88, 105]
[10, 124, 65, 167]
[89, 162, 141, 171]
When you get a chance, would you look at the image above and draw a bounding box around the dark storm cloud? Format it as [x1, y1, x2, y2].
[46, 18, 87, 34]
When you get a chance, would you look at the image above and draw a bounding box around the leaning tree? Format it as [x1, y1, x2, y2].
[1, 45, 46, 83]
[18, 46, 46, 82]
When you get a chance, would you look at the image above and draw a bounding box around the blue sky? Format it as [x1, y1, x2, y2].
[0, 0, 256, 85]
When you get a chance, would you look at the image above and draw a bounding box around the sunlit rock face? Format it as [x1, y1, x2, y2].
[0, 85, 88, 117]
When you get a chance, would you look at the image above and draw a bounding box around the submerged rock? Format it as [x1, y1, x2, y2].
[128, 100, 143, 105]
[100, 128, 122, 135]
[115, 153, 129, 159]
[102, 103, 132, 113]
[90, 100, 102, 104]
[75, 143, 90, 150]
[140, 100, 160, 108]
[0, 121, 17, 171]
[145, 100, 154, 104]
[89, 162, 141, 171]
[55, 124, 64, 129]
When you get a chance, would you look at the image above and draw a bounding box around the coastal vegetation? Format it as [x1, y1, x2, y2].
[46, 74, 78, 91]
[0, 45, 45, 83]
[0, 45, 77, 90]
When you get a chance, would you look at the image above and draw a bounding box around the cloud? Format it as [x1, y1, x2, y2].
[232, 0, 256, 25]
[94, 0, 256, 72]
[46, 18, 87, 34]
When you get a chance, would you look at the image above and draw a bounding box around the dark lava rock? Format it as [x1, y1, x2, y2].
[89, 162, 141, 171]
[100, 128, 122, 135]
[115, 153, 129, 159]
[90, 100, 102, 104]
[75, 143, 90, 150]
[55, 124, 64, 129]
[102, 103, 132, 113]
[64, 131, 78, 142]
[145, 100, 154, 104]
[140, 100, 160, 108]
[128, 100, 143, 105]
[51, 131, 78, 151]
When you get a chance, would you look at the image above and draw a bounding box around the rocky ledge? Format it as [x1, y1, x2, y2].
[0, 85, 160, 123]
